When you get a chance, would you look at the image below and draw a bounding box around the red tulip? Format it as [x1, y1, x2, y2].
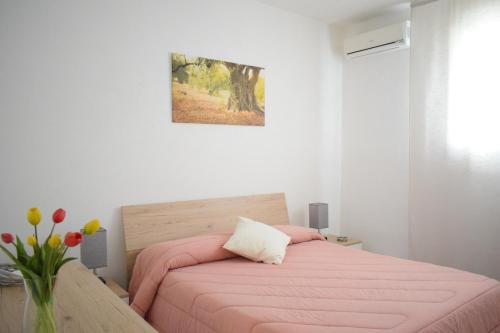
[1, 233, 14, 244]
[64, 232, 82, 247]
[52, 208, 66, 223]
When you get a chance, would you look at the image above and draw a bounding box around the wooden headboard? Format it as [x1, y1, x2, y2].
[121, 193, 289, 280]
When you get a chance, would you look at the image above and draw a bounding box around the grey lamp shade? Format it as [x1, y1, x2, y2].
[80, 227, 107, 270]
[309, 203, 328, 229]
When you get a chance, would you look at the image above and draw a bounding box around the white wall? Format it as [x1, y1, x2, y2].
[340, 8, 410, 258]
[0, 0, 342, 286]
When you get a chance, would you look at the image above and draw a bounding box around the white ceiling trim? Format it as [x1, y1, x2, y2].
[411, 0, 438, 8]
[254, 0, 410, 24]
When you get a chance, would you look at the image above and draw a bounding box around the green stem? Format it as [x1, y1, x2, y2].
[35, 300, 57, 333]
[25, 278, 57, 333]
[46, 224, 56, 243]
[34, 225, 38, 245]
[0, 244, 16, 261]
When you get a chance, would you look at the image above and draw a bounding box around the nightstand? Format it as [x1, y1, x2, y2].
[104, 278, 129, 304]
[0, 262, 155, 332]
[326, 235, 363, 250]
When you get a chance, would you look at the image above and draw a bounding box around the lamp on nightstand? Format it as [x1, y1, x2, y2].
[80, 227, 107, 283]
[309, 203, 328, 239]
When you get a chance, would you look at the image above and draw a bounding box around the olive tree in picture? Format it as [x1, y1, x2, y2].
[225, 63, 263, 113]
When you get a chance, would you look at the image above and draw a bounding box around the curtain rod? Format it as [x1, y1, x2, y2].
[411, 0, 439, 8]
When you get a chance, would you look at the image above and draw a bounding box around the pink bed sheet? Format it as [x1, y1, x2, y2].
[130, 229, 500, 333]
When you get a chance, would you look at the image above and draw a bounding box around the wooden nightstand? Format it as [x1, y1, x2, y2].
[326, 235, 363, 250]
[104, 278, 129, 304]
[0, 262, 156, 333]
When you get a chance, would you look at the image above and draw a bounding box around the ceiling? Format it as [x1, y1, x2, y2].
[255, 0, 410, 24]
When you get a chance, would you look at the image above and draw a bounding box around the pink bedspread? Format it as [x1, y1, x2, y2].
[130, 228, 500, 333]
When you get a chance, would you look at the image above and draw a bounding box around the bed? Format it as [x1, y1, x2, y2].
[122, 193, 500, 333]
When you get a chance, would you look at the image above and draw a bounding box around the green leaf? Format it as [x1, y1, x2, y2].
[1, 244, 40, 282]
[0, 244, 17, 263]
[55, 257, 76, 274]
[14, 235, 30, 265]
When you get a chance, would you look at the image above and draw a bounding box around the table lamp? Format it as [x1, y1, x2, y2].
[309, 203, 328, 238]
[80, 227, 107, 283]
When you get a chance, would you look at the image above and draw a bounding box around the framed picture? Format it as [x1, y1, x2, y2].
[171, 53, 265, 126]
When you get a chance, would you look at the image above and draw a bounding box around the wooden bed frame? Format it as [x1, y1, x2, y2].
[121, 193, 289, 281]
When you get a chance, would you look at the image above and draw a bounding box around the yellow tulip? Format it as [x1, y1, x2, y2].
[83, 219, 100, 235]
[48, 234, 61, 248]
[26, 235, 37, 247]
[27, 207, 42, 226]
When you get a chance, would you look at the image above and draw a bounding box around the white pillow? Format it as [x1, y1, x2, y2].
[223, 217, 291, 264]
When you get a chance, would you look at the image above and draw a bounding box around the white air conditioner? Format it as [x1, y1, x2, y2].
[344, 21, 410, 59]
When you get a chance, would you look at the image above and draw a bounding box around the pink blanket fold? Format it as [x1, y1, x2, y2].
[129, 225, 323, 317]
[130, 226, 500, 333]
[129, 233, 235, 316]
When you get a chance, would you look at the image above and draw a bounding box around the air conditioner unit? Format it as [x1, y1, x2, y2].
[344, 21, 410, 59]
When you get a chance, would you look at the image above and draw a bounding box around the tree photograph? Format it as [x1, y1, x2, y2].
[171, 53, 265, 126]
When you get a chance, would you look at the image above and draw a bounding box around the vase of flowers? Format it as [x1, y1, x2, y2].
[0, 208, 101, 333]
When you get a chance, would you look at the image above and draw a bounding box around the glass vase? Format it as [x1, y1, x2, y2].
[22, 277, 57, 333]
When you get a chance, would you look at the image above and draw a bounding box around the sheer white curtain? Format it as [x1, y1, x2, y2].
[410, 0, 500, 279]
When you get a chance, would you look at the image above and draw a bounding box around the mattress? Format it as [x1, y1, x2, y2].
[130, 230, 500, 333]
